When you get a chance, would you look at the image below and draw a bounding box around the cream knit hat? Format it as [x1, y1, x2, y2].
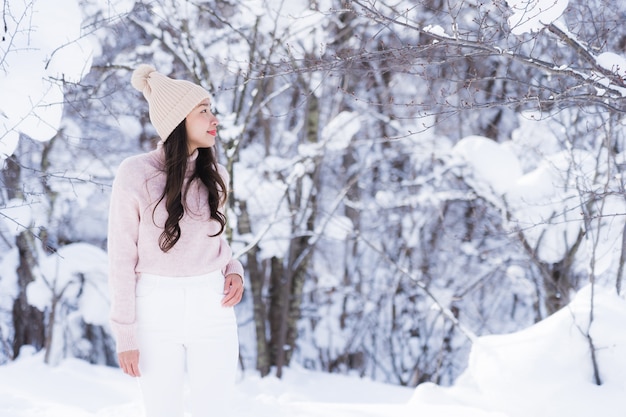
[131, 64, 210, 141]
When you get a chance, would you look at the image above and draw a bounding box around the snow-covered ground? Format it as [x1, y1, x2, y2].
[1, 284, 623, 417]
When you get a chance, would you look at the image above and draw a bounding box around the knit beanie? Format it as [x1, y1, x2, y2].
[131, 64, 210, 141]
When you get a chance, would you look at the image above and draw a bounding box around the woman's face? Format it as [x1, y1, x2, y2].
[185, 99, 218, 154]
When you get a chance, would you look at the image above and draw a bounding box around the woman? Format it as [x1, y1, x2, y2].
[107, 64, 244, 417]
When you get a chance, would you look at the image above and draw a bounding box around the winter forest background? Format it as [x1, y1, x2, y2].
[2, 0, 626, 392]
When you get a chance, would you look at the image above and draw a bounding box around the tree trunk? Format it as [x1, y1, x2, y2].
[542, 228, 584, 315]
[268, 255, 285, 371]
[12, 231, 45, 358]
[43, 293, 59, 365]
[237, 200, 271, 375]
[274, 88, 320, 377]
[4, 154, 45, 358]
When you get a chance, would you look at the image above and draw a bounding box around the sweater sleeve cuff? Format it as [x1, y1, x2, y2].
[110, 321, 138, 353]
[223, 259, 244, 283]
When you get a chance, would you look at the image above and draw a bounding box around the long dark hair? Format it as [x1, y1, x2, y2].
[153, 119, 227, 252]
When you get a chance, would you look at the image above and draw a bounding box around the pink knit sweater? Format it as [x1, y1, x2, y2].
[107, 147, 243, 352]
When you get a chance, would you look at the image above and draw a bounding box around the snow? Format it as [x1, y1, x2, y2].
[0, 0, 93, 158]
[443, 285, 626, 417]
[232, 150, 293, 260]
[504, 152, 584, 263]
[29, 242, 110, 325]
[451, 126, 626, 266]
[0, 130, 19, 159]
[1, 284, 623, 417]
[320, 111, 362, 152]
[80, 0, 135, 22]
[423, 24, 449, 38]
[596, 52, 626, 78]
[506, 0, 569, 35]
[503, 13, 626, 98]
[452, 135, 522, 195]
[0, 199, 34, 237]
[321, 214, 353, 240]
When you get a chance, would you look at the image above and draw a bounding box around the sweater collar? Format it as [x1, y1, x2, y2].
[152, 146, 199, 176]
[187, 148, 199, 163]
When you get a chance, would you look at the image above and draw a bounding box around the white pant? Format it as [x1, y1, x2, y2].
[136, 271, 239, 417]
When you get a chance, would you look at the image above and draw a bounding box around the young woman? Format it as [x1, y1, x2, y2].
[107, 64, 244, 417]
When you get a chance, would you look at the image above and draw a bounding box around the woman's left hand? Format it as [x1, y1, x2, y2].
[222, 274, 244, 307]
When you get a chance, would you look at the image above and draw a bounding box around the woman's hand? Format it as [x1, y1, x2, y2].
[118, 349, 141, 377]
[222, 274, 244, 307]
